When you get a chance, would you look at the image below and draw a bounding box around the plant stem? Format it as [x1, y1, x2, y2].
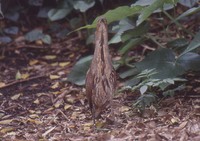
[145, 34, 165, 48]
[162, 10, 194, 37]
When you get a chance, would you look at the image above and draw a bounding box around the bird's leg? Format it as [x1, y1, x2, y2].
[92, 105, 96, 128]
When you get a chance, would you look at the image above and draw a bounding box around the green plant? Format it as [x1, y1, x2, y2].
[121, 69, 186, 111]
[67, 0, 200, 110]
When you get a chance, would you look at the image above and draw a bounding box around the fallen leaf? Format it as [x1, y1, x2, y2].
[29, 110, 36, 114]
[59, 62, 70, 67]
[96, 121, 105, 128]
[71, 112, 80, 119]
[33, 98, 40, 104]
[51, 82, 60, 89]
[83, 122, 93, 131]
[0, 119, 13, 125]
[51, 62, 58, 66]
[11, 93, 22, 100]
[29, 114, 39, 118]
[21, 73, 30, 79]
[119, 106, 130, 112]
[52, 91, 61, 95]
[29, 59, 39, 65]
[69, 53, 74, 58]
[0, 127, 15, 133]
[66, 96, 76, 104]
[177, 121, 188, 130]
[44, 55, 56, 60]
[50, 75, 60, 80]
[35, 39, 43, 45]
[42, 126, 56, 137]
[54, 99, 63, 108]
[64, 104, 72, 110]
[27, 118, 42, 124]
[15, 70, 21, 80]
[0, 82, 5, 88]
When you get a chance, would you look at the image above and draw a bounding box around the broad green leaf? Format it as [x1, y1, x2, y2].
[109, 18, 135, 44]
[122, 22, 149, 42]
[179, 31, 200, 56]
[76, 6, 143, 30]
[28, 0, 43, 6]
[119, 38, 144, 55]
[167, 38, 189, 48]
[71, 0, 95, 12]
[174, 7, 200, 22]
[132, 0, 156, 6]
[177, 52, 200, 71]
[5, 12, 19, 22]
[67, 55, 92, 86]
[25, 29, 44, 42]
[0, 36, 12, 43]
[125, 77, 140, 87]
[37, 7, 51, 18]
[3, 26, 19, 35]
[42, 34, 51, 44]
[119, 68, 139, 79]
[140, 85, 148, 94]
[135, 48, 185, 79]
[133, 0, 175, 13]
[136, 0, 165, 25]
[48, 8, 72, 21]
[178, 0, 198, 7]
[134, 94, 157, 111]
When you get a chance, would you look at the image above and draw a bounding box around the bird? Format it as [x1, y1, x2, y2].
[85, 17, 116, 125]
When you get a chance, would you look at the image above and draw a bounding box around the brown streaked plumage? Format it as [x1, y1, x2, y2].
[85, 17, 116, 124]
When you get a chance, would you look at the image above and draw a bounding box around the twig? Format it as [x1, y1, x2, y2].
[0, 75, 46, 89]
[0, 67, 66, 90]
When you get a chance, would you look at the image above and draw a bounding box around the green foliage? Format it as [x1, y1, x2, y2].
[67, 0, 200, 111]
[67, 55, 92, 86]
[25, 29, 51, 44]
[76, 6, 143, 30]
[134, 94, 157, 112]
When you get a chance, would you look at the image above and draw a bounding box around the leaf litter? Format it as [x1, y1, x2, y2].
[0, 33, 199, 141]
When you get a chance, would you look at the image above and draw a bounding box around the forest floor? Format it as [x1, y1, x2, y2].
[0, 35, 200, 141]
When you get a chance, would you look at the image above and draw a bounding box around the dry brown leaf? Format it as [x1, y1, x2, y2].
[96, 121, 105, 128]
[64, 104, 72, 110]
[54, 99, 63, 108]
[71, 112, 80, 119]
[69, 53, 74, 58]
[0, 119, 13, 125]
[50, 62, 58, 66]
[0, 127, 15, 133]
[59, 62, 70, 67]
[50, 75, 60, 80]
[177, 121, 188, 130]
[44, 55, 57, 60]
[0, 82, 5, 88]
[29, 114, 39, 118]
[119, 106, 130, 112]
[21, 73, 30, 79]
[33, 98, 40, 104]
[66, 96, 76, 104]
[83, 122, 93, 131]
[51, 82, 60, 89]
[27, 118, 42, 124]
[28, 110, 36, 114]
[29, 59, 39, 65]
[52, 91, 61, 95]
[35, 39, 43, 45]
[11, 93, 22, 100]
[42, 126, 56, 137]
